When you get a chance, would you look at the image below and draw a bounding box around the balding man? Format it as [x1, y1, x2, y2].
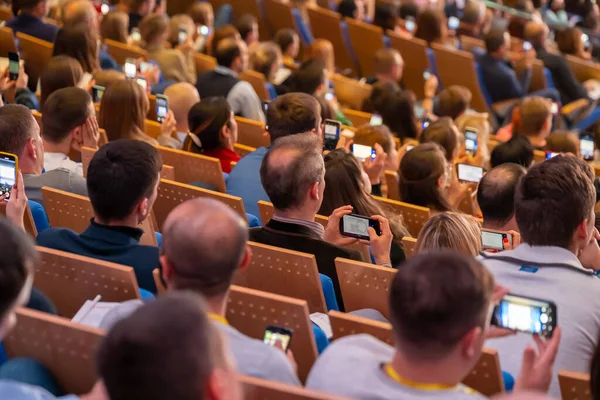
[160, 198, 300, 386]
[525, 20, 588, 104]
[249, 133, 393, 310]
[164, 82, 200, 142]
[195, 37, 265, 122]
[365, 48, 404, 86]
[457, 0, 486, 39]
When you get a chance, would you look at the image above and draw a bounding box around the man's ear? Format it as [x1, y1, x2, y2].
[576, 218, 590, 242]
[310, 181, 320, 201]
[136, 197, 149, 221]
[239, 246, 252, 270]
[27, 138, 38, 160]
[160, 255, 172, 286]
[71, 127, 83, 150]
[460, 326, 483, 360]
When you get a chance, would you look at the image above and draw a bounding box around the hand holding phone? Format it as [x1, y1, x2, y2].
[457, 163, 484, 183]
[0, 152, 18, 201]
[481, 229, 512, 252]
[263, 325, 293, 352]
[92, 85, 105, 103]
[491, 294, 557, 337]
[339, 214, 381, 241]
[8, 52, 19, 81]
[448, 16, 460, 30]
[465, 128, 478, 155]
[369, 114, 383, 126]
[156, 94, 169, 124]
[124, 58, 137, 79]
[581, 135, 595, 161]
[323, 119, 341, 151]
[351, 144, 372, 162]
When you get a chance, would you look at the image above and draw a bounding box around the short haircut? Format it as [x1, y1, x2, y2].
[87, 140, 162, 222]
[261, 133, 324, 211]
[416, 213, 482, 256]
[437, 86, 472, 120]
[477, 163, 527, 225]
[390, 251, 494, 360]
[515, 155, 595, 248]
[249, 41, 281, 79]
[235, 13, 257, 41]
[162, 198, 248, 297]
[399, 1, 418, 19]
[211, 25, 240, 56]
[139, 13, 168, 45]
[338, 0, 358, 18]
[373, 48, 401, 76]
[419, 117, 459, 162]
[266, 93, 321, 142]
[215, 37, 241, 68]
[274, 28, 297, 54]
[0, 217, 38, 319]
[490, 134, 533, 168]
[415, 9, 444, 44]
[462, 1, 484, 24]
[42, 87, 93, 144]
[97, 292, 227, 400]
[288, 58, 326, 95]
[545, 131, 579, 155]
[485, 29, 507, 53]
[354, 124, 395, 155]
[0, 105, 36, 155]
[519, 96, 551, 136]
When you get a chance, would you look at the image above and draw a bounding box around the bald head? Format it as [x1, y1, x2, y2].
[63, 0, 98, 30]
[477, 163, 527, 229]
[164, 83, 200, 132]
[524, 21, 547, 49]
[162, 198, 248, 297]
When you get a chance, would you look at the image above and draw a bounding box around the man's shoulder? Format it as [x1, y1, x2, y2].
[36, 227, 80, 247]
[0, 379, 73, 399]
[227, 148, 267, 179]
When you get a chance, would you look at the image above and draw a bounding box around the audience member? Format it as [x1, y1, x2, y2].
[6, 0, 58, 43]
[363, 83, 419, 141]
[419, 117, 461, 162]
[455, 112, 492, 166]
[92, 69, 125, 89]
[307, 251, 561, 398]
[437, 85, 472, 120]
[556, 27, 593, 60]
[37, 140, 162, 293]
[235, 14, 259, 48]
[365, 48, 403, 86]
[477, 163, 527, 232]
[457, 0, 486, 39]
[287, 58, 328, 96]
[338, 0, 366, 21]
[52, 25, 100, 74]
[167, 14, 195, 48]
[373, 3, 399, 33]
[184, 97, 240, 174]
[226, 92, 322, 220]
[545, 0, 569, 25]
[188, 2, 214, 35]
[250, 133, 393, 309]
[127, 0, 155, 32]
[415, 9, 449, 46]
[159, 198, 300, 385]
[490, 134, 534, 168]
[196, 37, 265, 122]
[209, 24, 241, 57]
[274, 28, 300, 66]
[100, 11, 130, 43]
[0, 105, 87, 206]
[309, 40, 336, 78]
[353, 124, 400, 173]
[545, 131, 580, 156]
[416, 213, 482, 256]
[249, 41, 284, 86]
[480, 155, 600, 396]
[518, 96, 552, 149]
[40, 56, 84, 108]
[163, 82, 200, 142]
[0, 62, 36, 109]
[42, 87, 99, 176]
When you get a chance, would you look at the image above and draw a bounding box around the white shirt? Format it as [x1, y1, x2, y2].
[43, 152, 83, 176]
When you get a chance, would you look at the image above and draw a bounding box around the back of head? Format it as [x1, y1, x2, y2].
[419, 117, 459, 162]
[462, 1, 485, 24]
[274, 28, 297, 54]
[519, 96, 551, 136]
[416, 213, 482, 256]
[354, 124, 395, 155]
[477, 163, 526, 226]
[62, 0, 96, 28]
[399, 1, 418, 19]
[309, 39, 335, 74]
[162, 198, 248, 296]
[139, 13, 168, 45]
[485, 29, 507, 53]
[87, 140, 162, 223]
[516, 155, 595, 247]
[52, 25, 98, 74]
[390, 251, 494, 361]
[490, 134, 533, 168]
[97, 292, 232, 400]
[415, 10, 443, 43]
[249, 41, 282, 79]
[188, 2, 213, 26]
[374, 86, 417, 141]
[338, 0, 358, 18]
[545, 131, 579, 155]
[437, 85, 472, 120]
[101, 11, 130, 43]
[261, 133, 324, 211]
[211, 25, 240, 56]
[187, 97, 231, 153]
[288, 58, 326, 95]
[98, 79, 148, 141]
[373, 48, 401, 76]
[163, 82, 200, 129]
[524, 21, 546, 49]
[266, 92, 321, 142]
[555, 27, 580, 55]
[42, 87, 93, 145]
[235, 14, 257, 42]
[374, 3, 397, 31]
[40, 55, 84, 107]
[168, 14, 194, 46]
[0, 105, 36, 156]
[215, 37, 241, 68]
[399, 143, 452, 211]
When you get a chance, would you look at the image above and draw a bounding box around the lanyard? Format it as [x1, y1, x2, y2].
[384, 364, 459, 391]
[208, 313, 229, 325]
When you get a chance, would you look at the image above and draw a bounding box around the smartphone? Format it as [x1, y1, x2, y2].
[262, 100, 269, 114]
[448, 16, 460, 30]
[100, 3, 110, 14]
[523, 41, 532, 52]
[8, 52, 19, 81]
[550, 102, 558, 115]
[545, 151, 559, 160]
[421, 117, 432, 130]
[406, 145, 415, 152]
[323, 119, 341, 151]
[156, 94, 168, 124]
[324, 92, 334, 102]
[263, 325, 293, 352]
[491, 294, 557, 338]
[124, 58, 137, 79]
[92, 85, 105, 103]
[423, 69, 432, 81]
[465, 127, 478, 155]
[582, 33, 591, 51]
[405, 19, 416, 33]
[339, 214, 381, 241]
[131, 27, 141, 42]
[581, 135, 595, 161]
[136, 76, 147, 90]
[457, 163, 484, 183]
[198, 25, 210, 36]
[178, 28, 188, 45]
[414, 105, 426, 119]
[352, 144, 372, 162]
[481, 229, 512, 251]
[0, 152, 18, 201]
[369, 114, 383, 126]
[139, 61, 151, 74]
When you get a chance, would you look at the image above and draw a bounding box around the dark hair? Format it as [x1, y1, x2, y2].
[266, 92, 321, 142]
[556, 27, 583, 55]
[390, 251, 494, 360]
[399, 1, 418, 19]
[338, 0, 358, 18]
[0, 105, 37, 155]
[261, 133, 324, 211]
[0, 217, 38, 318]
[419, 117, 459, 162]
[215, 37, 241, 68]
[97, 292, 225, 400]
[545, 131, 579, 154]
[12, 0, 43, 15]
[490, 134, 534, 168]
[87, 140, 162, 222]
[374, 3, 398, 31]
[477, 163, 527, 226]
[515, 155, 595, 248]
[462, 1, 484, 24]
[40, 56, 84, 108]
[437, 86, 472, 120]
[211, 25, 240, 56]
[53, 26, 99, 74]
[399, 143, 453, 212]
[485, 29, 507, 53]
[187, 97, 232, 153]
[288, 58, 326, 95]
[415, 9, 444, 44]
[42, 87, 93, 144]
[316, 95, 335, 122]
[364, 83, 418, 141]
[235, 14, 257, 42]
[274, 28, 297, 55]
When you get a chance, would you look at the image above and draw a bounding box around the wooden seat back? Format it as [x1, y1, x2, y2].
[263, 0, 298, 39]
[401, 236, 417, 258]
[374, 196, 430, 237]
[331, 73, 372, 111]
[103, 38, 147, 65]
[152, 268, 166, 294]
[558, 370, 591, 400]
[343, 108, 371, 127]
[236, 116, 270, 148]
[234, 143, 256, 158]
[329, 310, 393, 343]
[229, 0, 270, 40]
[156, 145, 226, 192]
[344, 18, 384, 77]
[240, 69, 270, 101]
[388, 33, 429, 99]
[384, 170, 399, 200]
[0, 26, 17, 57]
[241, 375, 349, 400]
[0, 5, 12, 20]
[193, 52, 217, 74]
[566, 54, 600, 82]
[16, 32, 53, 90]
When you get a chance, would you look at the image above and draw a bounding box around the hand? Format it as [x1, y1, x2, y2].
[82, 116, 100, 149]
[504, 230, 521, 250]
[514, 327, 562, 393]
[466, 145, 485, 167]
[285, 349, 298, 375]
[83, 78, 96, 93]
[424, 75, 438, 98]
[0, 171, 27, 230]
[486, 285, 516, 339]
[141, 64, 160, 86]
[323, 205, 359, 247]
[335, 137, 352, 152]
[362, 143, 387, 185]
[176, 38, 194, 54]
[360, 215, 393, 265]
[446, 166, 471, 209]
[15, 66, 28, 90]
[578, 227, 600, 271]
[160, 110, 177, 137]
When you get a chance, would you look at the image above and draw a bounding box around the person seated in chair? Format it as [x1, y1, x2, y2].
[6, 0, 58, 43]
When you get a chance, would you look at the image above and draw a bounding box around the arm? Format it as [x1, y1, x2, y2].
[227, 82, 266, 123]
[515, 65, 533, 96]
[557, 57, 588, 101]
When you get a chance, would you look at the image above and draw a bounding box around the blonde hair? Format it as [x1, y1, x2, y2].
[168, 14, 194, 46]
[455, 112, 491, 165]
[415, 213, 482, 256]
[249, 41, 282, 81]
[139, 13, 169, 47]
[519, 96, 552, 136]
[100, 11, 129, 43]
[309, 39, 335, 75]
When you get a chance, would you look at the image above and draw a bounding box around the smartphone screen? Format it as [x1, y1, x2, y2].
[8, 52, 19, 81]
[0, 152, 17, 200]
[263, 325, 293, 352]
[124, 58, 137, 79]
[339, 214, 381, 241]
[323, 119, 341, 150]
[92, 85, 105, 103]
[325, 92, 334, 102]
[352, 144, 372, 162]
[369, 114, 383, 126]
[262, 100, 269, 114]
[492, 294, 557, 337]
[414, 105, 426, 119]
[421, 118, 432, 130]
[581, 136, 595, 161]
[423, 70, 432, 81]
[481, 230, 511, 251]
[457, 163, 484, 183]
[136, 77, 147, 90]
[582, 33, 591, 51]
[550, 102, 558, 115]
[448, 16, 459, 30]
[405, 19, 415, 32]
[465, 128, 478, 155]
[523, 41, 532, 52]
[139, 61, 151, 73]
[545, 151, 559, 160]
[178, 28, 188, 45]
[131, 28, 141, 42]
[198, 25, 210, 36]
[156, 94, 168, 123]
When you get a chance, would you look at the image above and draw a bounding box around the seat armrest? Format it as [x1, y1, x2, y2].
[561, 98, 591, 120]
[491, 98, 520, 120]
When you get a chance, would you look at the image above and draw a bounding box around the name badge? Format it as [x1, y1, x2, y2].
[520, 266, 538, 273]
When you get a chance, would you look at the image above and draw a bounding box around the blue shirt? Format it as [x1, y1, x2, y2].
[226, 147, 268, 222]
[0, 380, 78, 400]
[99, 49, 119, 71]
[6, 14, 58, 44]
[476, 53, 532, 103]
